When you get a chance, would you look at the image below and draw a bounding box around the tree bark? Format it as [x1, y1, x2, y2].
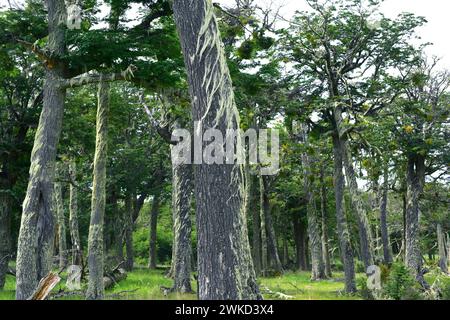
[171, 163, 193, 292]
[293, 214, 307, 271]
[15, 0, 66, 300]
[259, 175, 268, 274]
[54, 168, 67, 269]
[86, 80, 110, 300]
[69, 161, 82, 266]
[0, 190, 11, 289]
[148, 193, 161, 269]
[250, 172, 262, 275]
[437, 223, 448, 274]
[124, 193, 134, 271]
[332, 135, 356, 293]
[380, 165, 392, 265]
[320, 169, 332, 277]
[172, 0, 260, 299]
[405, 154, 425, 279]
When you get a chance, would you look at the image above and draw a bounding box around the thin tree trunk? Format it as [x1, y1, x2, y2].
[86, 79, 110, 300]
[300, 127, 325, 280]
[380, 165, 392, 265]
[54, 169, 67, 269]
[173, 0, 260, 299]
[171, 163, 193, 292]
[0, 191, 11, 289]
[282, 236, 289, 266]
[259, 175, 268, 274]
[69, 161, 82, 266]
[332, 135, 356, 293]
[15, 0, 66, 300]
[148, 193, 160, 270]
[251, 172, 262, 275]
[437, 223, 448, 274]
[320, 169, 332, 277]
[124, 194, 134, 271]
[293, 214, 307, 271]
[405, 155, 425, 280]
[110, 188, 123, 262]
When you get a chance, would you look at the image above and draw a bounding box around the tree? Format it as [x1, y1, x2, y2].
[172, 0, 260, 299]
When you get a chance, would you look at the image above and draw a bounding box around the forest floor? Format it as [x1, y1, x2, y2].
[0, 268, 365, 300]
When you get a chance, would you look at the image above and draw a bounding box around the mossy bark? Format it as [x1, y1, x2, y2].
[86, 80, 109, 300]
[15, 0, 66, 300]
[54, 167, 67, 268]
[173, 0, 260, 299]
[320, 169, 332, 277]
[171, 163, 193, 292]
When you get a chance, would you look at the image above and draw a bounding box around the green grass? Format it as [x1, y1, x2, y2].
[0, 268, 363, 300]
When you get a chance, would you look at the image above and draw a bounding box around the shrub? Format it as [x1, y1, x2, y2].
[383, 263, 423, 300]
[355, 260, 365, 273]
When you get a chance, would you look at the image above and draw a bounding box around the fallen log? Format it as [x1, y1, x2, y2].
[103, 267, 127, 289]
[29, 272, 61, 300]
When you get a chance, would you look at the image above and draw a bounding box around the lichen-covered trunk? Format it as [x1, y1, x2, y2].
[259, 175, 268, 274]
[173, 0, 260, 300]
[148, 194, 160, 270]
[0, 191, 11, 289]
[54, 175, 67, 269]
[437, 223, 448, 274]
[405, 155, 425, 279]
[251, 174, 262, 275]
[171, 163, 193, 292]
[110, 188, 123, 262]
[15, 0, 66, 300]
[124, 194, 134, 271]
[293, 214, 307, 271]
[380, 166, 392, 265]
[320, 170, 332, 277]
[332, 135, 356, 293]
[260, 176, 283, 273]
[300, 128, 325, 280]
[69, 161, 82, 265]
[86, 80, 109, 300]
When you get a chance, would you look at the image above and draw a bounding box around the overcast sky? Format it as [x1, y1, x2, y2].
[217, 0, 450, 69]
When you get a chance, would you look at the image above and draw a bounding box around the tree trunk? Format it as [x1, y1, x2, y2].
[405, 154, 425, 279]
[0, 190, 11, 289]
[15, 0, 66, 300]
[251, 172, 262, 275]
[293, 214, 307, 271]
[380, 165, 392, 265]
[86, 80, 109, 300]
[437, 223, 448, 274]
[259, 175, 268, 274]
[332, 135, 356, 293]
[111, 188, 123, 262]
[148, 193, 161, 270]
[320, 169, 332, 277]
[54, 170, 67, 269]
[282, 236, 289, 267]
[124, 193, 134, 271]
[172, 0, 260, 299]
[69, 161, 82, 266]
[300, 127, 325, 280]
[171, 163, 193, 292]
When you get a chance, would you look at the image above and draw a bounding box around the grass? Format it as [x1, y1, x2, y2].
[0, 268, 363, 300]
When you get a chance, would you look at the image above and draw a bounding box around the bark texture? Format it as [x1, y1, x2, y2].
[437, 224, 448, 274]
[15, 0, 66, 300]
[0, 191, 11, 289]
[171, 163, 193, 292]
[251, 173, 262, 275]
[54, 170, 67, 268]
[124, 194, 134, 271]
[293, 214, 308, 271]
[320, 170, 332, 277]
[332, 135, 356, 293]
[69, 161, 82, 265]
[148, 193, 160, 269]
[86, 80, 110, 300]
[173, 0, 260, 299]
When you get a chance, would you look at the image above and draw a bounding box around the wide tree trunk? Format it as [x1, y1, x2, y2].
[148, 193, 161, 270]
[319, 169, 332, 277]
[437, 223, 448, 274]
[86, 80, 109, 300]
[69, 161, 82, 265]
[380, 165, 392, 265]
[0, 190, 11, 289]
[332, 135, 356, 293]
[300, 128, 325, 280]
[54, 169, 67, 269]
[15, 0, 66, 300]
[172, 0, 260, 299]
[405, 154, 425, 280]
[293, 214, 307, 271]
[171, 163, 193, 292]
[124, 194, 134, 271]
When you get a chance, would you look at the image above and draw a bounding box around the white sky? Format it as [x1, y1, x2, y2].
[217, 0, 450, 69]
